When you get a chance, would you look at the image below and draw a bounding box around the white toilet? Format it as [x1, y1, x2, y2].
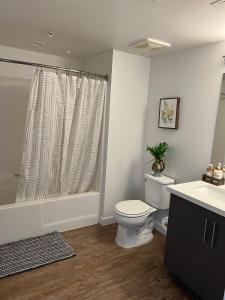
[114, 173, 175, 248]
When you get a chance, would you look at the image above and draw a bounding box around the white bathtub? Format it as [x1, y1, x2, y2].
[0, 192, 100, 244]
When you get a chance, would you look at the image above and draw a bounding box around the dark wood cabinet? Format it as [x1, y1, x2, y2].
[203, 213, 225, 300]
[165, 194, 225, 300]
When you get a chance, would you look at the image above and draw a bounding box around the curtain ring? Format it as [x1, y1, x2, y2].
[56, 67, 59, 75]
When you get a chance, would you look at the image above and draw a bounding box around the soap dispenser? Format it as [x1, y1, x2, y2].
[206, 164, 214, 177]
[214, 163, 223, 180]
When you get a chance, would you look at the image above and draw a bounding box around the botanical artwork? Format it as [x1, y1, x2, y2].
[158, 98, 180, 129]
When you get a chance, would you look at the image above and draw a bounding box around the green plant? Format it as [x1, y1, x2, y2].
[146, 142, 168, 162]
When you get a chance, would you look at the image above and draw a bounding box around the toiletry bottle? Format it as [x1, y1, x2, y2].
[206, 164, 214, 177]
[214, 163, 223, 180]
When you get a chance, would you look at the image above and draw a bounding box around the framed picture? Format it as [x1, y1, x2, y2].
[158, 97, 180, 129]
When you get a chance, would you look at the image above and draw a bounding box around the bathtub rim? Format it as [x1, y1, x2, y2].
[0, 191, 100, 210]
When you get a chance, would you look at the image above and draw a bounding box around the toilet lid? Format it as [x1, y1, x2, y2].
[115, 200, 153, 216]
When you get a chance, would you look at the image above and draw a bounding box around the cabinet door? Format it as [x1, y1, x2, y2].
[203, 213, 225, 300]
[165, 194, 211, 297]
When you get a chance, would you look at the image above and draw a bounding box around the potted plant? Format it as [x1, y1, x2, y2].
[146, 142, 168, 177]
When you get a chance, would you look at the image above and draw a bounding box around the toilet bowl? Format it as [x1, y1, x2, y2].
[114, 174, 175, 248]
[114, 200, 157, 248]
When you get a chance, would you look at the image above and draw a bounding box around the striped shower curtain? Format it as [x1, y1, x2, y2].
[16, 69, 107, 202]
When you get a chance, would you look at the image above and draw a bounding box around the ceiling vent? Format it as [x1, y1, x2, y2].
[132, 38, 171, 52]
[210, 0, 225, 11]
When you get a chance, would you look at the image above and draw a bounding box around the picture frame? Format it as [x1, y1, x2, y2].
[158, 97, 180, 129]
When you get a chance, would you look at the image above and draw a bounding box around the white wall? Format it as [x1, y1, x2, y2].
[145, 41, 225, 184]
[100, 50, 151, 223]
[84, 51, 112, 78]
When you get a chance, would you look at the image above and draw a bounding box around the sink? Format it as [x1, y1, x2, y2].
[167, 181, 225, 217]
[191, 185, 225, 202]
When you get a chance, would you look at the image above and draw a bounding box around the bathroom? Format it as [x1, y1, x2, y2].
[1, 0, 225, 299]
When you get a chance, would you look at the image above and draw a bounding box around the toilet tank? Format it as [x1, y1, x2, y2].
[144, 173, 175, 209]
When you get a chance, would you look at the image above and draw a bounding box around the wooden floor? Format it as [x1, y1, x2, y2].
[0, 224, 193, 300]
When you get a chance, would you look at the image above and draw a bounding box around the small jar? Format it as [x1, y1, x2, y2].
[214, 170, 223, 180]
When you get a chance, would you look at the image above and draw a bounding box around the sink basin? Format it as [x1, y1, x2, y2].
[192, 185, 225, 202]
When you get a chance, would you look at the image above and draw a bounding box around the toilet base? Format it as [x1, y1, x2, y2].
[115, 225, 154, 249]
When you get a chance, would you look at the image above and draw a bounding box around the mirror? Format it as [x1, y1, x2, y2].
[211, 74, 225, 165]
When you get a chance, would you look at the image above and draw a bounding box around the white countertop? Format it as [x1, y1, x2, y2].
[167, 181, 225, 217]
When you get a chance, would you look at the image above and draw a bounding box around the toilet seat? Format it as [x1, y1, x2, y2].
[115, 200, 156, 218]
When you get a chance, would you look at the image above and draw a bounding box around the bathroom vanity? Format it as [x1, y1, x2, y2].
[165, 181, 225, 300]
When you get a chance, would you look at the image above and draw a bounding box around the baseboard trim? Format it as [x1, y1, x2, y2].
[99, 216, 115, 226]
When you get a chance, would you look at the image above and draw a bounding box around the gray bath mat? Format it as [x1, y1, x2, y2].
[0, 231, 75, 278]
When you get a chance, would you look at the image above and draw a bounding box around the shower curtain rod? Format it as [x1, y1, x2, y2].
[0, 57, 108, 81]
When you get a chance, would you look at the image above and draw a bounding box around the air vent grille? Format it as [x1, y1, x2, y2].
[132, 38, 171, 53]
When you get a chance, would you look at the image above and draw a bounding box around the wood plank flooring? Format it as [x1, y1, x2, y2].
[0, 224, 193, 300]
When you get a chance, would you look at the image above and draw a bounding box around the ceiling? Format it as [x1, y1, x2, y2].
[0, 0, 225, 59]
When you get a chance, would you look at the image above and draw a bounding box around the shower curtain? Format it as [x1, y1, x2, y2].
[16, 69, 107, 202]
